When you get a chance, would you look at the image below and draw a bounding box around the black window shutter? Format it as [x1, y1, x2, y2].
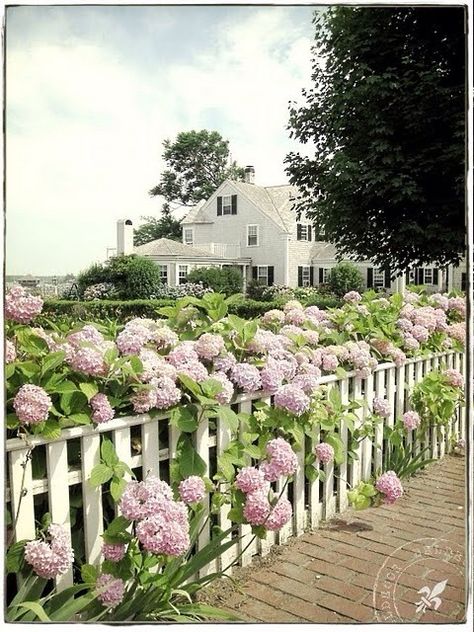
[319, 268, 324, 284]
[298, 267, 303, 287]
[297, 224, 302, 240]
[217, 196, 222, 216]
[231, 194, 237, 215]
[310, 267, 314, 286]
[384, 269, 391, 289]
[433, 268, 439, 286]
[461, 273, 466, 291]
[417, 268, 424, 285]
[252, 266, 258, 280]
[367, 268, 373, 288]
[268, 266, 274, 286]
[308, 225, 312, 241]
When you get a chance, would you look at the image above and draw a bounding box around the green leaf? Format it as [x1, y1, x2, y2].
[54, 380, 78, 393]
[5, 363, 16, 379]
[68, 413, 92, 425]
[81, 563, 98, 585]
[89, 464, 114, 487]
[252, 525, 267, 539]
[243, 444, 262, 460]
[129, 355, 144, 374]
[15, 601, 51, 622]
[217, 452, 235, 480]
[105, 515, 132, 536]
[227, 506, 244, 523]
[170, 406, 199, 433]
[60, 390, 88, 416]
[325, 433, 345, 465]
[42, 419, 61, 440]
[305, 465, 319, 482]
[335, 366, 348, 379]
[110, 477, 127, 502]
[79, 382, 99, 401]
[6, 540, 27, 573]
[41, 351, 66, 376]
[219, 407, 239, 433]
[179, 435, 207, 477]
[101, 437, 119, 467]
[6, 413, 19, 429]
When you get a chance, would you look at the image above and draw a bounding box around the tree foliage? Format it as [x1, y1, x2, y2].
[186, 266, 243, 297]
[285, 7, 465, 274]
[133, 204, 182, 246]
[149, 130, 245, 206]
[328, 262, 364, 297]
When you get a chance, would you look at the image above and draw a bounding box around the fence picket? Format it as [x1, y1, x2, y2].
[322, 383, 337, 520]
[361, 374, 374, 481]
[216, 412, 238, 570]
[141, 420, 160, 478]
[46, 441, 74, 590]
[9, 447, 36, 542]
[337, 378, 350, 513]
[238, 399, 257, 564]
[349, 377, 363, 486]
[374, 370, 385, 474]
[309, 424, 323, 528]
[195, 415, 214, 577]
[81, 434, 104, 565]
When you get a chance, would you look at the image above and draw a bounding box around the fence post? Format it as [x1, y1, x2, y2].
[81, 434, 104, 565]
[337, 378, 350, 513]
[349, 377, 363, 486]
[361, 373, 374, 481]
[195, 412, 215, 577]
[9, 447, 36, 543]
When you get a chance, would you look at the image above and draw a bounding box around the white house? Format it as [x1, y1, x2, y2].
[116, 167, 465, 292]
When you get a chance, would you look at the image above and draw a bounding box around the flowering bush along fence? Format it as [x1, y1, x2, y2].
[5, 286, 466, 620]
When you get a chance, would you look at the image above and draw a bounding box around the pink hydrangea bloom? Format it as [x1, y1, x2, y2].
[154, 377, 182, 409]
[448, 296, 466, 318]
[131, 387, 157, 414]
[447, 323, 465, 345]
[265, 497, 292, 531]
[167, 342, 199, 366]
[283, 300, 304, 313]
[213, 351, 237, 374]
[69, 347, 108, 376]
[402, 410, 421, 431]
[322, 353, 338, 372]
[411, 325, 429, 343]
[119, 476, 174, 521]
[176, 360, 209, 382]
[24, 524, 73, 579]
[314, 442, 334, 464]
[396, 318, 413, 332]
[231, 363, 262, 392]
[235, 466, 266, 494]
[291, 372, 319, 395]
[284, 309, 306, 326]
[243, 489, 272, 525]
[431, 294, 449, 311]
[209, 371, 234, 404]
[116, 322, 151, 355]
[5, 339, 16, 363]
[90, 393, 115, 424]
[179, 476, 206, 504]
[260, 309, 285, 325]
[375, 471, 403, 504]
[264, 438, 298, 478]
[102, 542, 126, 562]
[153, 325, 179, 351]
[445, 369, 464, 388]
[5, 285, 43, 323]
[343, 291, 362, 303]
[402, 334, 420, 351]
[274, 384, 310, 416]
[373, 397, 391, 418]
[260, 364, 284, 394]
[96, 574, 125, 608]
[67, 325, 104, 347]
[135, 514, 190, 556]
[195, 333, 225, 360]
[13, 384, 52, 425]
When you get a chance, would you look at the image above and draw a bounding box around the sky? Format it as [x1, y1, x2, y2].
[5, 3, 317, 276]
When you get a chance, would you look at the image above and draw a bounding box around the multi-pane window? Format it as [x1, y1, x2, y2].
[297, 224, 312, 241]
[257, 266, 269, 285]
[247, 225, 259, 247]
[322, 268, 330, 283]
[424, 268, 433, 284]
[374, 268, 385, 289]
[301, 265, 311, 287]
[158, 265, 168, 284]
[183, 229, 194, 245]
[178, 265, 188, 285]
[223, 195, 232, 215]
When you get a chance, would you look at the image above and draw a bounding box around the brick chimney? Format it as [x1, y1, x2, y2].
[117, 219, 134, 255]
[244, 165, 255, 184]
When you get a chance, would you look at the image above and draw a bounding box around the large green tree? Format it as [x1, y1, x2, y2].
[133, 204, 182, 246]
[285, 6, 465, 274]
[149, 130, 245, 206]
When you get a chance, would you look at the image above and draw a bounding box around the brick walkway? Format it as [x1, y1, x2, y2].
[207, 455, 466, 623]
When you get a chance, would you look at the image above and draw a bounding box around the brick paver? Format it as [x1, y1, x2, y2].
[204, 454, 466, 623]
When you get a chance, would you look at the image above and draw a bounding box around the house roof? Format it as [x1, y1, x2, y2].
[134, 237, 225, 259]
[310, 242, 338, 261]
[181, 180, 299, 232]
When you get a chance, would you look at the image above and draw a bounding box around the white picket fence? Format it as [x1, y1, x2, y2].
[6, 351, 465, 591]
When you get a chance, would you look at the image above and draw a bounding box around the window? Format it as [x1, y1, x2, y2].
[183, 229, 194, 245]
[252, 265, 274, 286]
[247, 224, 259, 247]
[178, 265, 188, 285]
[223, 195, 232, 215]
[424, 268, 433, 285]
[258, 266, 268, 285]
[374, 268, 385, 289]
[297, 224, 312, 241]
[158, 265, 168, 284]
[323, 268, 330, 283]
[314, 226, 326, 241]
[298, 265, 312, 287]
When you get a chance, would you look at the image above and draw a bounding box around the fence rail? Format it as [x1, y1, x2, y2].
[6, 351, 465, 591]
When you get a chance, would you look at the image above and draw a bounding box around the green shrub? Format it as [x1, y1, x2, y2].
[186, 266, 243, 296]
[246, 279, 272, 300]
[327, 262, 364, 296]
[41, 299, 176, 322]
[76, 255, 163, 300]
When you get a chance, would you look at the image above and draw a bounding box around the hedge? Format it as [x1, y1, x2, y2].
[41, 294, 342, 323]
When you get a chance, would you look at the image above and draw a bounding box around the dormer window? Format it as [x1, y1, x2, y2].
[217, 195, 237, 216]
[297, 223, 312, 241]
[183, 228, 194, 245]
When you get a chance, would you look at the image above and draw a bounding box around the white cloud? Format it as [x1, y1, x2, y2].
[6, 6, 314, 275]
